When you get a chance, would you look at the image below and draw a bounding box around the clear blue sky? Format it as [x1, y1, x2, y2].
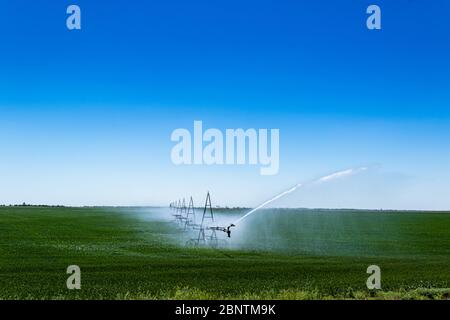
[1, 0, 449, 209]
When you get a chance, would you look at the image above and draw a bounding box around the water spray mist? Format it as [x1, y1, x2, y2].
[227, 166, 369, 232]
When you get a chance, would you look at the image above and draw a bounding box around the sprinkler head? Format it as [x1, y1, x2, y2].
[226, 224, 236, 238]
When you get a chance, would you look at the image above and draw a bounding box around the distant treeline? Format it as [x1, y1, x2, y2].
[0, 203, 66, 207]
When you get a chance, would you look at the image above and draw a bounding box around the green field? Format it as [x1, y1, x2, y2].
[0, 206, 449, 300]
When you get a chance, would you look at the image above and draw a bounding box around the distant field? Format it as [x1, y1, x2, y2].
[0, 206, 449, 300]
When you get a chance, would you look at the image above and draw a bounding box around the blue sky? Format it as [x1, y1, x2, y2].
[0, 1, 449, 209]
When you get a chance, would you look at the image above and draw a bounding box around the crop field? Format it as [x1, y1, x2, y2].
[0, 206, 449, 300]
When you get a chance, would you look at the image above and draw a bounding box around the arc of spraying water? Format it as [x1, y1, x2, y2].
[233, 183, 303, 225]
[232, 166, 368, 225]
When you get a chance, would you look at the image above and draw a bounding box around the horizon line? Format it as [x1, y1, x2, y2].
[3, 203, 450, 213]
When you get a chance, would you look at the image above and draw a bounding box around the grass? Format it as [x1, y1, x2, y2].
[0, 206, 449, 300]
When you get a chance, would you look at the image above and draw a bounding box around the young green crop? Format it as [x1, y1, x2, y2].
[0, 207, 448, 300]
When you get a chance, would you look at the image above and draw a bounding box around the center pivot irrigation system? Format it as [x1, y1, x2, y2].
[169, 167, 370, 248]
[169, 192, 235, 248]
